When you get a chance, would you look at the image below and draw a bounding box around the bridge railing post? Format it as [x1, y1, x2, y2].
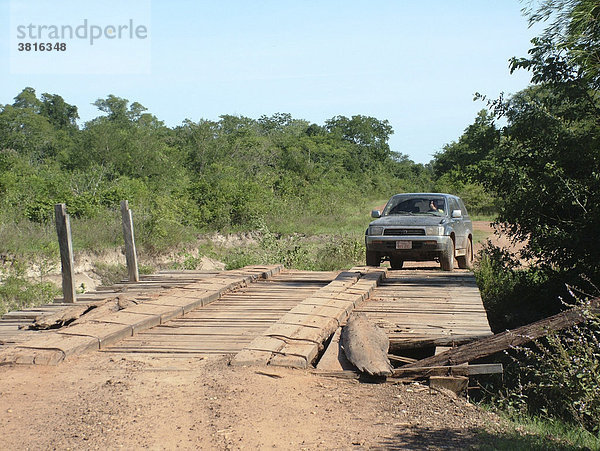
[54, 203, 77, 303]
[120, 200, 140, 282]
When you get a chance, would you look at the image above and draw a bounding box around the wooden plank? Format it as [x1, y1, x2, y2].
[341, 314, 392, 376]
[263, 323, 323, 343]
[391, 364, 503, 379]
[23, 304, 91, 330]
[17, 332, 99, 357]
[100, 311, 161, 332]
[58, 322, 133, 348]
[118, 337, 253, 345]
[316, 327, 356, 371]
[277, 313, 339, 331]
[243, 336, 287, 353]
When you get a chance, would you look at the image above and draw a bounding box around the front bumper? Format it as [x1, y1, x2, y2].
[365, 235, 451, 260]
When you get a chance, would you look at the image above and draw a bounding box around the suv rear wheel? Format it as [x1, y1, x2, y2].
[457, 237, 473, 269]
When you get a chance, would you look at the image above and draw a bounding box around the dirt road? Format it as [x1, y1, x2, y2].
[0, 221, 517, 449]
[0, 352, 504, 449]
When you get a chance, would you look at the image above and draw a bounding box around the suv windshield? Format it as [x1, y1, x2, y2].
[382, 196, 447, 216]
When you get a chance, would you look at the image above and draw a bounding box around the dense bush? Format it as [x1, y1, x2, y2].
[0, 260, 60, 316]
[0, 88, 427, 256]
[475, 242, 600, 436]
[489, 311, 600, 436]
[474, 242, 570, 331]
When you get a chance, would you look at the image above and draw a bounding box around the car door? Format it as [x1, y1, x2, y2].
[449, 197, 467, 250]
[458, 197, 473, 244]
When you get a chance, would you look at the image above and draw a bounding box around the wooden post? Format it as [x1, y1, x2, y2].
[54, 203, 77, 303]
[120, 200, 139, 282]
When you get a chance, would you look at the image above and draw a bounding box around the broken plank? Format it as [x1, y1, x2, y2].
[391, 363, 503, 379]
[388, 333, 493, 351]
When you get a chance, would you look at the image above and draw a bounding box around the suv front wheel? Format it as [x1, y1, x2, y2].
[389, 257, 404, 270]
[440, 239, 455, 271]
[366, 250, 380, 267]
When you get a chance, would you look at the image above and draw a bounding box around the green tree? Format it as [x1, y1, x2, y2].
[325, 115, 394, 170]
[432, 109, 499, 180]
[40, 93, 79, 131]
[12, 87, 41, 111]
[521, 0, 600, 87]
[476, 0, 600, 278]
[478, 82, 599, 275]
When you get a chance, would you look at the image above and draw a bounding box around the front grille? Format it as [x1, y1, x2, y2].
[383, 228, 425, 236]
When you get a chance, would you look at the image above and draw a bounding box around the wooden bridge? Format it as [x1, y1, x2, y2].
[0, 265, 492, 371]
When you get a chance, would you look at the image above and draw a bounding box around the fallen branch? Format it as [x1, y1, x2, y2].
[404, 298, 600, 368]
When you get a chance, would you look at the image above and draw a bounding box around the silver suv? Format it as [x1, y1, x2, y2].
[365, 193, 473, 271]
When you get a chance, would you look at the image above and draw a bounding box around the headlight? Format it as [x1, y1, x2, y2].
[368, 226, 384, 236]
[425, 226, 444, 236]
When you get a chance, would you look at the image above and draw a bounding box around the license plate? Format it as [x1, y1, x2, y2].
[396, 241, 412, 249]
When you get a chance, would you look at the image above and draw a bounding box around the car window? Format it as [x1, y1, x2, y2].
[458, 198, 469, 216]
[449, 198, 459, 213]
[383, 196, 447, 216]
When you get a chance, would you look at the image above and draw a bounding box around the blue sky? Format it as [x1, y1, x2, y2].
[2, 1, 540, 163]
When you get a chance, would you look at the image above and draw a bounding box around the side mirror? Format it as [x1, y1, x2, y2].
[371, 210, 381, 218]
[451, 209, 462, 219]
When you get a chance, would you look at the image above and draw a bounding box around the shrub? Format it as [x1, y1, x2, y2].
[474, 241, 567, 331]
[0, 261, 60, 316]
[495, 309, 600, 436]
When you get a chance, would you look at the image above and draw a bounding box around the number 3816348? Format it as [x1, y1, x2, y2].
[18, 42, 67, 51]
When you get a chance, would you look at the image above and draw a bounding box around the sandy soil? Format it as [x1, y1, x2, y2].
[0, 352, 504, 450]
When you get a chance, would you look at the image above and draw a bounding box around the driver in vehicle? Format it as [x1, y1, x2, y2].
[429, 200, 443, 213]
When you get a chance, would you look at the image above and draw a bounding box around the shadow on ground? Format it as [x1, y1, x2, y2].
[378, 425, 584, 450]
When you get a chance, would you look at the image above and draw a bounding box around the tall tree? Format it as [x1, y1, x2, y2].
[432, 109, 499, 180]
[520, 0, 600, 86]
[477, 0, 600, 277]
[40, 93, 79, 131]
[325, 115, 393, 170]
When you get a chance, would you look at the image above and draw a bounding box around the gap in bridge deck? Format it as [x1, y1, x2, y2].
[103, 271, 337, 356]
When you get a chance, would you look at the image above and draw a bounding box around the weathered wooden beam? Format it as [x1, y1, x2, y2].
[313, 363, 503, 381]
[55, 203, 76, 303]
[389, 334, 492, 351]
[391, 363, 503, 379]
[22, 304, 92, 330]
[404, 299, 600, 368]
[120, 200, 139, 282]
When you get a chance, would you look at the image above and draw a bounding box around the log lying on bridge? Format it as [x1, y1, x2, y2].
[404, 298, 600, 369]
[341, 313, 392, 377]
